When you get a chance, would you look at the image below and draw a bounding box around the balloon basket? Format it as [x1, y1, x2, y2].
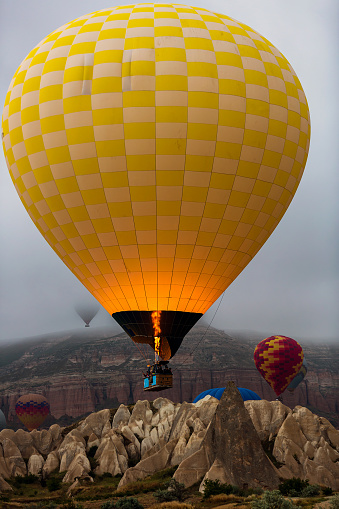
[143, 374, 173, 392]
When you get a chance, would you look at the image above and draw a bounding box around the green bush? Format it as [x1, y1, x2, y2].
[14, 473, 39, 485]
[322, 486, 333, 496]
[153, 478, 187, 503]
[46, 476, 62, 492]
[202, 479, 233, 499]
[329, 494, 339, 509]
[101, 502, 116, 509]
[278, 477, 309, 496]
[60, 501, 84, 509]
[115, 497, 144, 509]
[251, 490, 297, 508]
[301, 484, 320, 497]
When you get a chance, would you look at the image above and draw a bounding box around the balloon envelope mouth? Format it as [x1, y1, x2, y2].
[112, 310, 202, 360]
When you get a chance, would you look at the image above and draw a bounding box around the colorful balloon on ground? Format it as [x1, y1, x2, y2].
[15, 394, 50, 431]
[193, 387, 261, 403]
[254, 336, 304, 396]
[287, 358, 308, 392]
[2, 4, 310, 360]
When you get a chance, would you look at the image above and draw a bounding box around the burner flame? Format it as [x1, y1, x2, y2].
[151, 310, 161, 337]
[152, 311, 162, 358]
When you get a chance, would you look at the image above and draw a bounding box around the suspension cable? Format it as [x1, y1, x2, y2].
[172, 291, 226, 373]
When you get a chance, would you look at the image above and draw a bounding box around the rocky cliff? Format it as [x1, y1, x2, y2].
[0, 325, 337, 428]
[1, 392, 338, 495]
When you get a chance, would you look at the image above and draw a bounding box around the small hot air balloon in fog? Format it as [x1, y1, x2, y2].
[2, 4, 310, 390]
[15, 394, 50, 431]
[287, 358, 308, 392]
[75, 305, 99, 328]
[254, 336, 304, 396]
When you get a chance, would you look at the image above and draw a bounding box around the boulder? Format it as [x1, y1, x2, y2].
[49, 423, 63, 448]
[113, 404, 131, 429]
[12, 429, 37, 459]
[129, 401, 153, 440]
[0, 444, 10, 479]
[59, 434, 86, 472]
[31, 429, 53, 456]
[171, 436, 187, 466]
[87, 433, 100, 452]
[141, 436, 154, 458]
[121, 425, 141, 455]
[118, 438, 179, 489]
[63, 453, 91, 483]
[152, 398, 175, 421]
[94, 439, 123, 477]
[28, 454, 44, 476]
[194, 397, 219, 427]
[42, 451, 59, 478]
[2, 438, 26, 477]
[77, 409, 111, 438]
[174, 382, 280, 490]
[169, 402, 196, 441]
[245, 400, 291, 441]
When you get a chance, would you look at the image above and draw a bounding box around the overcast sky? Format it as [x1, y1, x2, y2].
[0, 0, 338, 343]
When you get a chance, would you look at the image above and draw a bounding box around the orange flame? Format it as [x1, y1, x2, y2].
[151, 310, 161, 337]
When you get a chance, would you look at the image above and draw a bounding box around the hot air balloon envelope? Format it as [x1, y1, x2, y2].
[254, 336, 304, 396]
[287, 358, 308, 392]
[193, 387, 261, 403]
[2, 4, 310, 361]
[15, 394, 50, 431]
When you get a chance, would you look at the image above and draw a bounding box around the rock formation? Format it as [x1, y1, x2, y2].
[174, 382, 280, 490]
[0, 325, 337, 428]
[0, 390, 338, 493]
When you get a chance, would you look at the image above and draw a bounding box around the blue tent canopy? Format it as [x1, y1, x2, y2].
[193, 387, 261, 404]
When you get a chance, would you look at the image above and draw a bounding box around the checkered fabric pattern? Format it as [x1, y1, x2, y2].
[15, 393, 50, 431]
[2, 4, 310, 316]
[253, 335, 304, 396]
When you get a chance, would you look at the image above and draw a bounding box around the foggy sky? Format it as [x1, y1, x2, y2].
[0, 0, 338, 343]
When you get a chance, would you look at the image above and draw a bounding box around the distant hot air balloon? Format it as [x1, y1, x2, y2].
[0, 410, 6, 431]
[287, 358, 308, 392]
[2, 4, 310, 365]
[193, 387, 261, 403]
[254, 336, 304, 396]
[75, 304, 99, 327]
[15, 394, 50, 431]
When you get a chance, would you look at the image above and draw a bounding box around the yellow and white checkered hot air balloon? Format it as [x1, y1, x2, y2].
[2, 4, 310, 361]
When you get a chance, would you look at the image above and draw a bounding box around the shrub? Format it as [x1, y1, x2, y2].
[154, 479, 187, 503]
[329, 494, 339, 509]
[14, 473, 39, 485]
[60, 501, 84, 509]
[251, 490, 298, 508]
[115, 497, 144, 509]
[322, 486, 333, 496]
[46, 476, 62, 492]
[202, 479, 234, 499]
[153, 489, 176, 503]
[300, 484, 320, 497]
[101, 502, 116, 509]
[278, 477, 309, 496]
